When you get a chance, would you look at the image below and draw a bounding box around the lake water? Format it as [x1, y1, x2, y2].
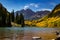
[0, 27, 60, 40]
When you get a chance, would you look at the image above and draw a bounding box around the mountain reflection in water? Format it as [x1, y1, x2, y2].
[0, 27, 60, 40]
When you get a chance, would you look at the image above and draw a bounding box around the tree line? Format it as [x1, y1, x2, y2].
[0, 3, 25, 27]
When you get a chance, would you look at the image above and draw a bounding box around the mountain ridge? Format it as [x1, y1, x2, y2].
[15, 8, 50, 20]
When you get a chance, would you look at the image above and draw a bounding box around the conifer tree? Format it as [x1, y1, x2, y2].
[11, 10, 14, 22]
[19, 13, 25, 27]
[0, 3, 7, 27]
[7, 13, 11, 27]
[16, 12, 19, 23]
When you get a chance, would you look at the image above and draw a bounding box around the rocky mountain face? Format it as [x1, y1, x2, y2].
[15, 8, 50, 20]
[15, 9, 35, 20]
[30, 11, 50, 20]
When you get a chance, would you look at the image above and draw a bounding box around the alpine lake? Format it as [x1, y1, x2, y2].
[0, 27, 60, 40]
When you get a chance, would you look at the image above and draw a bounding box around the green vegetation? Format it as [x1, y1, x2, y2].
[15, 13, 25, 27]
[11, 10, 14, 22]
[0, 3, 8, 27]
[15, 12, 19, 23]
[0, 3, 25, 27]
[7, 13, 11, 27]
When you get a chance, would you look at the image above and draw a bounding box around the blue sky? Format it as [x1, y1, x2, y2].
[0, 0, 60, 12]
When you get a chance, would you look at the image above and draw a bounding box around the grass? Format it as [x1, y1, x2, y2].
[11, 22, 21, 27]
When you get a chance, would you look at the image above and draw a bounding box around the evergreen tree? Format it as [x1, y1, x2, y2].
[7, 13, 12, 27]
[2, 9, 7, 27]
[0, 3, 7, 27]
[11, 10, 14, 22]
[1, 13, 6, 26]
[19, 13, 25, 27]
[16, 12, 19, 23]
[0, 10, 3, 26]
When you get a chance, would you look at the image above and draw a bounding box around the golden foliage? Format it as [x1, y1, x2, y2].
[36, 21, 47, 27]
[25, 21, 32, 26]
[36, 17, 60, 27]
[25, 17, 60, 28]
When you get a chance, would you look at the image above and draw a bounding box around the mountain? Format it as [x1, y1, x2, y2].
[36, 11, 50, 17]
[15, 8, 50, 20]
[48, 4, 60, 17]
[30, 10, 50, 20]
[15, 8, 35, 20]
[36, 4, 60, 27]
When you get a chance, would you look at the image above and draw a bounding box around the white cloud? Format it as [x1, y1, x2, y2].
[34, 4, 39, 8]
[23, 3, 39, 10]
[24, 5, 29, 10]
